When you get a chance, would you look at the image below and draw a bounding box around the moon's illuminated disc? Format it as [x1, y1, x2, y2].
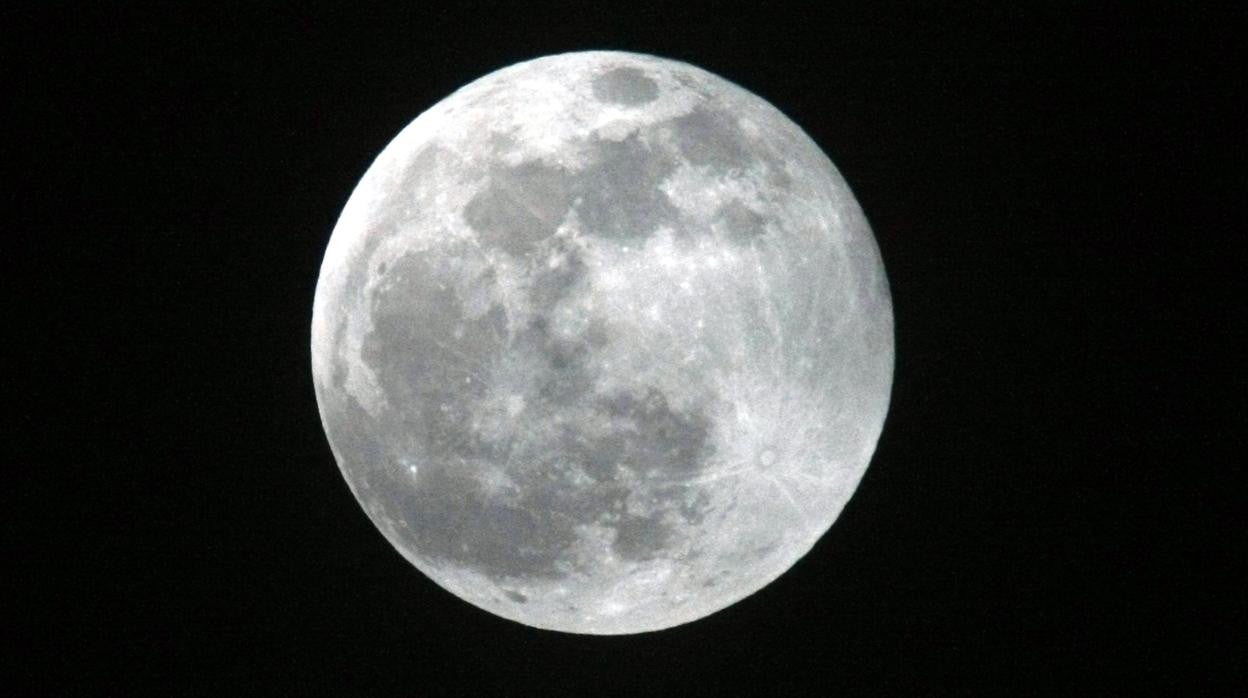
[312, 51, 893, 634]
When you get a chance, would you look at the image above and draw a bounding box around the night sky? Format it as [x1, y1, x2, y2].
[8, 4, 1241, 693]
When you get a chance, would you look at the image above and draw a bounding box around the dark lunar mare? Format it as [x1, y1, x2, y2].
[591, 67, 660, 106]
[462, 98, 791, 261]
[345, 237, 719, 582]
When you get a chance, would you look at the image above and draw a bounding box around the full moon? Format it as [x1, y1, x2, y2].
[312, 51, 893, 634]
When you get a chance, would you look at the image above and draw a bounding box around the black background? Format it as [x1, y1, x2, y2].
[7, 3, 1242, 693]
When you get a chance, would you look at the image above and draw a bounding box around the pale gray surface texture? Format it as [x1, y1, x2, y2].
[312, 51, 893, 634]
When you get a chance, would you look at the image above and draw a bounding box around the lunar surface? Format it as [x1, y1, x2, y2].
[311, 51, 893, 634]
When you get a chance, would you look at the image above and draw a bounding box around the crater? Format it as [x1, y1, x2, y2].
[592, 67, 660, 106]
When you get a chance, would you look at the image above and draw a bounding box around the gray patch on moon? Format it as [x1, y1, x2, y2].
[612, 514, 672, 561]
[596, 388, 713, 479]
[463, 160, 577, 257]
[665, 103, 795, 197]
[666, 107, 752, 170]
[576, 133, 682, 242]
[505, 590, 528, 603]
[715, 199, 769, 243]
[464, 133, 681, 253]
[362, 250, 505, 458]
[395, 466, 578, 581]
[328, 320, 350, 390]
[529, 245, 589, 310]
[662, 484, 713, 525]
[592, 67, 660, 106]
[322, 393, 385, 493]
[555, 387, 714, 485]
[514, 318, 596, 404]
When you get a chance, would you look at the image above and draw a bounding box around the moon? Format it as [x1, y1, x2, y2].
[311, 51, 893, 634]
